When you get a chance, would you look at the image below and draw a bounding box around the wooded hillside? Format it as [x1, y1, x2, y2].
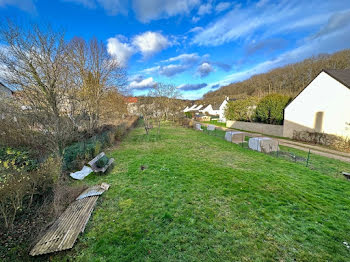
[201, 49, 350, 104]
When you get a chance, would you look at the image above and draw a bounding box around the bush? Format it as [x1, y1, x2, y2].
[255, 94, 291, 125]
[0, 147, 39, 172]
[0, 156, 60, 229]
[185, 112, 193, 119]
[225, 97, 259, 121]
[293, 131, 350, 152]
[96, 155, 109, 168]
[115, 123, 127, 141]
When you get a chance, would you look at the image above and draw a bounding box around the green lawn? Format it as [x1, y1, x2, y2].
[202, 120, 227, 128]
[54, 123, 350, 261]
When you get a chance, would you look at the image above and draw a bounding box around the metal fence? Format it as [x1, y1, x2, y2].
[195, 124, 349, 178]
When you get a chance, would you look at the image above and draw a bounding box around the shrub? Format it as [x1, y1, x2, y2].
[225, 97, 259, 122]
[293, 131, 350, 152]
[96, 155, 109, 168]
[0, 156, 60, 229]
[63, 130, 111, 170]
[185, 112, 192, 118]
[0, 147, 38, 172]
[115, 123, 127, 141]
[255, 94, 291, 125]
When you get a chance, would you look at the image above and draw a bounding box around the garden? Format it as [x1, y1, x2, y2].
[49, 122, 350, 262]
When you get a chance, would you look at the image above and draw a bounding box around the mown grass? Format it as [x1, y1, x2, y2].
[53, 123, 350, 261]
[202, 120, 227, 128]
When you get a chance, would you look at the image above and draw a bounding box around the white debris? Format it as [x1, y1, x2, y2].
[70, 166, 93, 180]
[207, 125, 216, 131]
[195, 123, 203, 131]
[225, 131, 244, 143]
[248, 137, 279, 153]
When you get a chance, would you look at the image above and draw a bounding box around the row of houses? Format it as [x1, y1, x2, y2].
[183, 69, 350, 139]
[283, 69, 350, 138]
[183, 97, 235, 122]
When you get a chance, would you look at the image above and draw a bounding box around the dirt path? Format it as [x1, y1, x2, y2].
[199, 121, 350, 163]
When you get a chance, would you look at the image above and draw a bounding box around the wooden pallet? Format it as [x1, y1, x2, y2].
[88, 152, 115, 173]
[30, 184, 109, 256]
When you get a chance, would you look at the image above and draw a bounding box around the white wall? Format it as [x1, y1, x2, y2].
[219, 99, 228, 121]
[284, 71, 350, 138]
[227, 120, 284, 137]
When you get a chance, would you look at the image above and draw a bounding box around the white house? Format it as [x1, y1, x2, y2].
[212, 97, 235, 122]
[183, 104, 197, 112]
[283, 69, 350, 138]
[193, 105, 203, 111]
[200, 104, 217, 115]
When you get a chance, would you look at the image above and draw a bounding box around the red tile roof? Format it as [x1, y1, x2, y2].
[124, 97, 138, 103]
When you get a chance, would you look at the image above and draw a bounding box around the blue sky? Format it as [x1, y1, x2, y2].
[1, 0, 350, 99]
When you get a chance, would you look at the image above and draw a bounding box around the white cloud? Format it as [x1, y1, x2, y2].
[163, 53, 200, 64]
[142, 63, 189, 77]
[107, 31, 171, 66]
[192, 0, 350, 46]
[215, 2, 231, 13]
[63, 0, 127, 15]
[188, 26, 203, 33]
[107, 36, 135, 67]
[0, 0, 36, 13]
[159, 64, 189, 77]
[62, 0, 200, 22]
[256, 0, 269, 8]
[133, 0, 200, 22]
[211, 22, 350, 87]
[197, 62, 214, 77]
[312, 9, 350, 39]
[132, 31, 170, 58]
[63, 0, 95, 8]
[97, 0, 127, 15]
[129, 77, 156, 89]
[197, 3, 212, 16]
[177, 83, 207, 91]
[141, 65, 160, 75]
[192, 16, 200, 23]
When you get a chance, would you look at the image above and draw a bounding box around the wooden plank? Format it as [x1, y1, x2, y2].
[30, 196, 98, 256]
[30, 183, 109, 256]
[88, 152, 105, 167]
[88, 152, 114, 173]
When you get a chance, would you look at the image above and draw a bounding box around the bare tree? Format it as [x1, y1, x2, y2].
[68, 37, 127, 132]
[148, 83, 181, 134]
[0, 21, 79, 155]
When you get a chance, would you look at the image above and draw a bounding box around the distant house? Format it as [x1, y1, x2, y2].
[183, 104, 197, 112]
[124, 97, 138, 115]
[200, 104, 217, 116]
[184, 104, 204, 113]
[192, 105, 203, 111]
[0, 82, 13, 98]
[212, 97, 236, 122]
[283, 69, 350, 138]
[182, 98, 235, 121]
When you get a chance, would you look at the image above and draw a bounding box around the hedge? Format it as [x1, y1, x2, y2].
[255, 94, 291, 125]
[225, 97, 259, 122]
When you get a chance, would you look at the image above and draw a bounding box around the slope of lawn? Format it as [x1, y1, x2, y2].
[54, 123, 350, 261]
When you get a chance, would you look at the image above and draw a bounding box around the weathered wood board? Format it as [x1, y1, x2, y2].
[88, 152, 115, 173]
[30, 184, 110, 256]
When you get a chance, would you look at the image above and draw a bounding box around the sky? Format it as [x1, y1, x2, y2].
[1, 0, 350, 100]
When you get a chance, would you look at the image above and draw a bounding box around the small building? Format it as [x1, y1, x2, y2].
[212, 97, 236, 122]
[200, 104, 217, 116]
[124, 97, 138, 115]
[195, 114, 211, 122]
[283, 69, 350, 138]
[183, 104, 197, 112]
